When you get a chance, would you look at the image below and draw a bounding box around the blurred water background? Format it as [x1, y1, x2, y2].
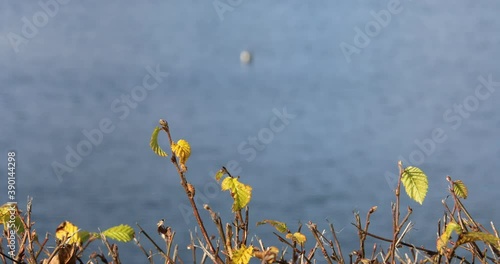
[1, 1, 500, 262]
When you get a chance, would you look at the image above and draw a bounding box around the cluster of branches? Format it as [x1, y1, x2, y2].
[141, 119, 500, 264]
[0, 199, 126, 264]
[2, 119, 499, 264]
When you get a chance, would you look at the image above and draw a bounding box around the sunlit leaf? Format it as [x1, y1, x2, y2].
[221, 177, 252, 211]
[171, 139, 191, 168]
[456, 232, 500, 251]
[232, 244, 253, 264]
[55, 221, 86, 245]
[436, 222, 461, 254]
[0, 203, 13, 224]
[453, 180, 468, 199]
[150, 127, 168, 157]
[401, 166, 428, 204]
[102, 224, 135, 242]
[256, 220, 288, 233]
[215, 169, 225, 181]
[286, 232, 307, 245]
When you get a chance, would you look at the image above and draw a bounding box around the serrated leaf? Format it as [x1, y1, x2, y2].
[456, 232, 500, 251]
[171, 139, 191, 167]
[150, 127, 168, 157]
[453, 180, 468, 199]
[286, 232, 307, 245]
[221, 177, 252, 211]
[102, 224, 135, 242]
[436, 222, 461, 254]
[55, 221, 86, 245]
[256, 220, 288, 233]
[215, 169, 225, 181]
[232, 244, 253, 264]
[401, 166, 428, 204]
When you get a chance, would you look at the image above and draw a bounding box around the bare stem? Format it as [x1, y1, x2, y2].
[160, 119, 223, 264]
[328, 222, 345, 264]
[386, 161, 404, 264]
[307, 222, 333, 264]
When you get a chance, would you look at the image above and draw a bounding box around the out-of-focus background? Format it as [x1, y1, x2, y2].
[1, 1, 499, 262]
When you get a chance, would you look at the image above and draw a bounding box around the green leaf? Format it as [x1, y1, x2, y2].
[436, 222, 462, 254]
[453, 180, 468, 199]
[79, 231, 91, 244]
[102, 224, 135, 242]
[2, 215, 25, 235]
[256, 220, 288, 233]
[221, 177, 252, 212]
[215, 169, 225, 181]
[150, 127, 168, 157]
[456, 232, 500, 251]
[401, 166, 428, 204]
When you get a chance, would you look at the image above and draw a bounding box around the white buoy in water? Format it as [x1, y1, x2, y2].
[240, 50, 252, 64]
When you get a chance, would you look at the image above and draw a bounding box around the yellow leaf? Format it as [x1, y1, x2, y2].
[286, 232, 307, 245]
[453, 180, 468, 199]
[221, 177, 252, 212]
[401, 166, 428, 204]
[215, 169, 225, 181]
[55, 221, 86, 245]
[171, 139, 191, 168]
[0, 203, 16, 225]
[436, 222, 461, 254]
[150, 127, 168, 157]
[232, 244, 253, 264]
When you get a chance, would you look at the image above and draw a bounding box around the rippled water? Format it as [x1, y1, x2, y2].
[1, 1, 500, 262]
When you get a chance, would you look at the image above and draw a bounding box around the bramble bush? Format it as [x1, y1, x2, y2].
[1, 118, 499, 263]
